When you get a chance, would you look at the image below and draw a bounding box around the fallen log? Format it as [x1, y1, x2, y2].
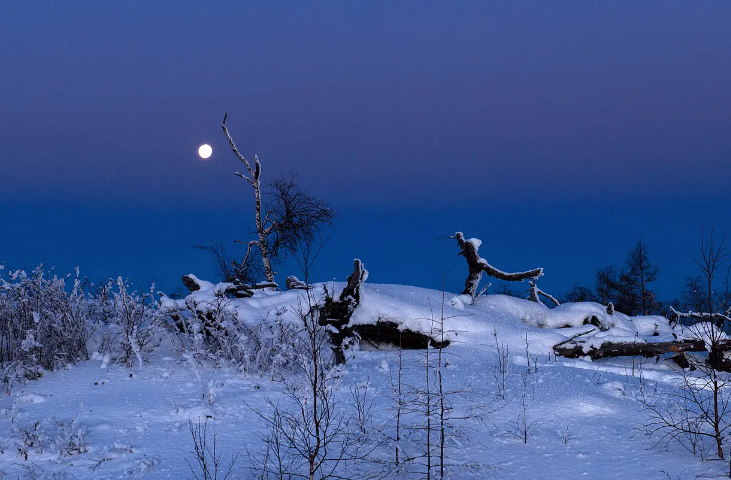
[554, 338, 731, 371]
[353, 321, 449, 350]
[182, 274, 278, 298]
[554, 339, 707, 360]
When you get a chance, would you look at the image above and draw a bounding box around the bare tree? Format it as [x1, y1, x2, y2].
[642, 356, 731, 461]
[563, 283, 597, 303]
[678, 276, 708, 317]
[222, 112, 336, 285]
[266, 174, 337, 264]
[187, 419, 238, 480]
[643, 227, 731, 465]
[692, 227, 729, 328]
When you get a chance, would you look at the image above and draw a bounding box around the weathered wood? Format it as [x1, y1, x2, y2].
[554, 339, 708, 360]
[554, 338, 731, 371]
[286, 276, 309, 290]
[182, 275, 277, 299]
[319, 260, 447, 363]
[342, 259, 366, 303]
[223, 285, 254, 298]
[353, 321, 450, 349]
[182, 275, 201, 292]
[451, 232, 543, 297]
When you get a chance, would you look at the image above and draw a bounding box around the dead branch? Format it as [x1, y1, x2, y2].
[450, 232, 543, 297]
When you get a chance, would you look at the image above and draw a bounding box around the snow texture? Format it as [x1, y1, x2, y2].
[0, 281, 725, 479]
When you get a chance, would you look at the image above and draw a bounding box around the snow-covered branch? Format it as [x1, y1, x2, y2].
[450, 231, 543, 298]
[668, 305, 731, 325]
[526, 280, 560, 307]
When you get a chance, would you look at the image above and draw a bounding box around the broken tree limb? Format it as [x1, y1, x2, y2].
[450, 232, 543, 297]
[668, 306, 731, 325]
[527, 280, 560, 307]
[551, 328, 597, 350]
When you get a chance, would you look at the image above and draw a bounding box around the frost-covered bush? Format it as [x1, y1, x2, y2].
[13, 414, 88, 460]
[94, 277, 161, 368]
[0, 265, 162, 383]
[164, 293, 300, 377]
[0, 266, 92, 374]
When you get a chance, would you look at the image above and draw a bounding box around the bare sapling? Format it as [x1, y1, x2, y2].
[516, 371, 537, 444]
[643, 227, 731, 464]
[248, 241, 377, 480]
[492, 329, 510, 400]
[187, 419, 238, 480]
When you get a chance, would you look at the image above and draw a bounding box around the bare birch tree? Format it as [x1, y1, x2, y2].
[222, 112, 275, 284]
[222, 112, 336, 285]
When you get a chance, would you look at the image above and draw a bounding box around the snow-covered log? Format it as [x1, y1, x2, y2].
[450, 232, 543, 298]
[181, 274, 277, 298]
[554, 337, 731, 371]
[555, 339, 706, 360]
[285, 276, 309, 290]
[319, 260, 447, 363]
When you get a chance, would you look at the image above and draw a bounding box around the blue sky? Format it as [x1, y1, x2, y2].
[1, 1, 730, 299]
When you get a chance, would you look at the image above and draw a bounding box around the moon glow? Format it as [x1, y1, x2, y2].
[198, 144, 212, 159]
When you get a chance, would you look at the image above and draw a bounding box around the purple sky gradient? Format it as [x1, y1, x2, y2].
[2, 2, 731, 298]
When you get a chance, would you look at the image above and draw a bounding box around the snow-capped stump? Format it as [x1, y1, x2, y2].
[319, 260, 448, 363]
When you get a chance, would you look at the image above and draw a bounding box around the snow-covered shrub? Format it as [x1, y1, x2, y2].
[187, 419, 238, 480]
[162, 293, 300, 377]
[92, 277, 161, 368]
[12, 415, 88, 460]
[55, 414, 88, 456]
[0, 266, 92, 377]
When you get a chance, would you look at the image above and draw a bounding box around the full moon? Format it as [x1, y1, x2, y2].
[198, 144, 212, 159]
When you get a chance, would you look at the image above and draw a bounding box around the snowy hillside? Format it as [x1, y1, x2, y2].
[0, 281, 727, 479]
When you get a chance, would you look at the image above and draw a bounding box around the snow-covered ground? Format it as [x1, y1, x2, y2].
[0, 283, 726, 479]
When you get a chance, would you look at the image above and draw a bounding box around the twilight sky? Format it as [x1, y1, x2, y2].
[1, 1, 731, 300]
